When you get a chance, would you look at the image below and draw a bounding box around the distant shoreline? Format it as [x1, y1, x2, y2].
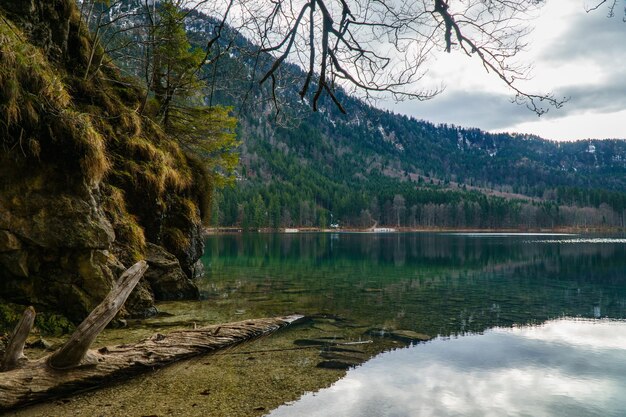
[205, 226, 625, 235]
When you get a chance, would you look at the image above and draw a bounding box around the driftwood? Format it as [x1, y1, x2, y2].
[48, 260, 148, 369]
[0, 260, 303, 411]
[1, 307, 35, 371]
[0, 315, 301, 411]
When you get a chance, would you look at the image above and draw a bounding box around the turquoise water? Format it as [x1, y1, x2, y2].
[202, 232, 626, 416]
[203, 233, 626, 334]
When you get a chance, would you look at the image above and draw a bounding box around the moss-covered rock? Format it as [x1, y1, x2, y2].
[0, 0, 203, 323]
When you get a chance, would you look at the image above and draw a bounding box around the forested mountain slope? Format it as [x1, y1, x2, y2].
[188, 8, 626, 229]
[107, 3, 626, 229]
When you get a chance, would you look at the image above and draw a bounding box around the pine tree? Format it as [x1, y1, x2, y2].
[144, 0, 240, 224]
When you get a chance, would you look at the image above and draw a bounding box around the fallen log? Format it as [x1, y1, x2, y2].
[0, 259, 303, 411]
[48, 261, 148, 369]
[0, 315, 302, 411]
[49, 260, 149, 369]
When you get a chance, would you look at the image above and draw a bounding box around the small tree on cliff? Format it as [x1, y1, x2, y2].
[78, 0, 239, 193]
[147, 0, 239, 194]
[148, 0, 203, 128]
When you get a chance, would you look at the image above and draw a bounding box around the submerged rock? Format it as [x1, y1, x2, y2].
[388, 330, 432, 343]
[366, 328, 432, 343]
[320, 351, 366, 363]
[293, 337, 348, 347]
[316, 360, 355, 370]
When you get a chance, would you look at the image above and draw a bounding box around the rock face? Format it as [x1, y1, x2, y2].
[0, 164, 123, 319]
[0, 0, 204, 323]
[144, 244, 200, 300]
[0, 0, 74, 62]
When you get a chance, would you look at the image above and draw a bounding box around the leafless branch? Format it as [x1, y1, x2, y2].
[77, 0, 573, 116]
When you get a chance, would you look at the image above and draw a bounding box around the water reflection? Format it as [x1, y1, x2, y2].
[203, 233, 626, 337]
[267, 319, 626, 417]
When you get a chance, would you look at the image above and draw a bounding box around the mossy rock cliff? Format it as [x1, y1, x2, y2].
[0, 0, 208, 327]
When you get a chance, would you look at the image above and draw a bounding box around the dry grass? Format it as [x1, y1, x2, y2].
[180, 197, 201, 224]
[0, 12, 191, 194]
[119, 125, 193, 196]
[57, 110, 111, 184]
[120, 112, 143, 137]
[126, 136, 161, 161]
[0, 16, 70, 145]
[102, 185, 146, 262]
[185, 152, 213, 224]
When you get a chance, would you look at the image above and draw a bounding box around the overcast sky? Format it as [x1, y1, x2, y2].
[382, 0, 626, 141]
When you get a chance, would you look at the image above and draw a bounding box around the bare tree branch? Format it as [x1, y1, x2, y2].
[78, 0, 573, 115]
[246, 0, 567, 114]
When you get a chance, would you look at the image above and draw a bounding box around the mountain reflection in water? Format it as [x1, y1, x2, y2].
[268, 319, 626, 417]
[204, 232, 626, 336]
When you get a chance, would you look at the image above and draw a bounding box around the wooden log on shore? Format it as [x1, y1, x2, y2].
[0, 259, 303, 411]
[0, 315, 303, 411]
[48, 260, 148, 369]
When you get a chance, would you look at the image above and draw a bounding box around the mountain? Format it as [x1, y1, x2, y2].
[186, 9, 626, 230]
[105, 3, 626, 230]
[216, 108, 626, 229]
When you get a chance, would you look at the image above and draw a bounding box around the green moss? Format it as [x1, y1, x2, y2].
[34, 312, 75, 336]
[0, 303, 73, 336]
[0, 303, 21, 335]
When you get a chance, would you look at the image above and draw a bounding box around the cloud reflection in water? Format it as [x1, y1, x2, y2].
[268, 319, 626, 417]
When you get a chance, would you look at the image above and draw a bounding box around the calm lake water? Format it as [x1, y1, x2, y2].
[203, 232, 626, 417]
[203, 232, 626, 334]
[12, 232, 626, 417]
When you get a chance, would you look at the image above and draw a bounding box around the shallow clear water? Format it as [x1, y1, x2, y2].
[201, 232, 626, 416]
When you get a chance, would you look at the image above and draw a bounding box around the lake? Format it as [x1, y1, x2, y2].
[13, 232, 626, 416]
[202, 232, 626, 334]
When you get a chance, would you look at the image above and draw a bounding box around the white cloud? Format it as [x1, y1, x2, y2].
[386, 0, 626, 140]
[501, 108, 626, 140]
